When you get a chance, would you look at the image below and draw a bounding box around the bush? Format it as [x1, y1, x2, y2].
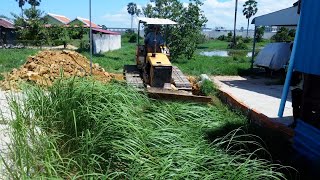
[236, 36, 243, 41]
[243, 37, 252, 43]
[197, 34, 208, 44]
[227, 31, 233, 42]
[200, 79, 217, 96]
[256, 26, 265, 42]
[128, 33, 138, 43]
[271, 27, 296, 42]
[217, 35, 226, 41]
[228, 40, 248, 50]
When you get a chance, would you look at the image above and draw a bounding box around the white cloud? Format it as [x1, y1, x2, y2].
[100, 0, 294, 29]
[202, 0, 294, 30]
[101, 5, 143, 28]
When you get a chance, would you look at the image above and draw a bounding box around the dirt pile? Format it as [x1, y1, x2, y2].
[1, 50, 123, 90]
[187, 76, 201, 95]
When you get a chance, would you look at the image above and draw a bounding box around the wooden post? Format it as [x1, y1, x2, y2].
[89, 0, 93, 75]
[233, 0, 238, 46]
[251, 26, 257, 71]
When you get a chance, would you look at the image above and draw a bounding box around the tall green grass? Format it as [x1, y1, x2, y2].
[0, 49, 38, 80]
[2, 78, 289, 179]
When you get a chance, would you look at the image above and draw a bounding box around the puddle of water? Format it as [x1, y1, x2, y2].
[200, 50, 253, 58]
[200, 50, 229, 57]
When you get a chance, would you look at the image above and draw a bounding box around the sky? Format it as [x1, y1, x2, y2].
[1, 0, 294, 29]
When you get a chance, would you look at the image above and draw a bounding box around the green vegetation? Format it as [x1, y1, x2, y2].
[256, 26, 265, 42]
[81, 39, 135, 74]
[127, 2, 141, 30]
[174, 54, 251, 76]
[0, 48, 37, 75]
[143, 0, 207, 60]
[2, 78, 287, 179]
[271, 27, 296, 42]
[242, 0, 258, 37]
[0, 38, 267, 76]
[200, 79, 217, 96]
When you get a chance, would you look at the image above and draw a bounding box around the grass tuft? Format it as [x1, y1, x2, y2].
[1, 78, 289, 179]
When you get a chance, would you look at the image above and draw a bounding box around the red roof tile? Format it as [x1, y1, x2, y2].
[92, 28, 120, 35]
[47, 13, 70, 24]
[0, 18, 14, 29]
[77, 17, 101, 29]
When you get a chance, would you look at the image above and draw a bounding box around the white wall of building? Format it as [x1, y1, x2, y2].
[93, 34, 121, 54]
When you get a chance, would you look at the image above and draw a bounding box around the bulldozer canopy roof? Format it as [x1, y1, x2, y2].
[137, 17, 178, 25]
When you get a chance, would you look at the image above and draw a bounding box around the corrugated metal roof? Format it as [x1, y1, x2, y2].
[92, 28, 120, 35]
[0, 18, 15, 29]
[252, 6, 299, 26]
[137, 17, 177, 25]
[47, 13, 70, 24]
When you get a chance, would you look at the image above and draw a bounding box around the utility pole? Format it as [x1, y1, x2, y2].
[89, 0, 93, 75]
[233, 0, 238, 46]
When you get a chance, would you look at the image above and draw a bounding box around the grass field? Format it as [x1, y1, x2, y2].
[0, 38, 269, 77]
[0, 49, 37, 79]
[2, 78, 288, 179]
[0, 39, 291, 179]
[81, 40, 135, 74]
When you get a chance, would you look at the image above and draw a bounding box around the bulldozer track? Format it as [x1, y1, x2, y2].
[123, 65, 144, 89]
[172, 66, 192, 91]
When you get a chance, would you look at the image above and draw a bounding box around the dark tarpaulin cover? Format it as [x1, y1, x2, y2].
[294, 0, 320, 75]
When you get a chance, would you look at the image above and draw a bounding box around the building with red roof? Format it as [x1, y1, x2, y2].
[44, 13, 71, 25]
[0, 18, 15, 29]
[68, 17, 101, 29]
[0, 18, 16, 45]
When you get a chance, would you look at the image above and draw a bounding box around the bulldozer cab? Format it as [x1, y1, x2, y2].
[136, 17, 177, 69]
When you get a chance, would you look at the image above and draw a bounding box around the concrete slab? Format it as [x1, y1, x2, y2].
[0, 91, 11, 179]
[212, 76, 294, 126]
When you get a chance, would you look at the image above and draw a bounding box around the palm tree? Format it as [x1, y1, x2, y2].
[233, 0, 238, 46]
[16, 0, 26, 16]
[15, 0, 41, 17]
[243, 0, 258, 37]
[127, 2, 140, 30]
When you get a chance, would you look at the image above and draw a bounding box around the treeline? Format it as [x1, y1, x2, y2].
[12, 1, 89, 48]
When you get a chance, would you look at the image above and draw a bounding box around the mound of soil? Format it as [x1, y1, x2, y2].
[188, 76, 201, 95]
[1, 50, 123, 90]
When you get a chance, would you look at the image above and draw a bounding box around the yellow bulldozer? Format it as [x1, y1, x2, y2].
[124, 17, 210, 102]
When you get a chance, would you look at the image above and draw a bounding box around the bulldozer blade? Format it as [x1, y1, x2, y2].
[147, 87, 212, 103]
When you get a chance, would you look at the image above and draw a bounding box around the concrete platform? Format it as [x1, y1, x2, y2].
[0, 91, 11, 178]
[212, 76, 294, 137]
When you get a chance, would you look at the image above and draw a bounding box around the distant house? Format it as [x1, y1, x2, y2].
[44, 13, 71, 26]
[0, 18, 16, 45]
[92, 28, 121, 54]
[68, 17, 101, 29]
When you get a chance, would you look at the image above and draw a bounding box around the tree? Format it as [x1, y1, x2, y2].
[243, 0, 258, 37]
[13, 7, 47, 46]
[271, 27, 296, 42]
[28, 0, 41, 7]
[15, 0, 41, 16]
[15, 0, 27, 16]
[255, 26, 265, 42]
[127, 2, 140, 30]
[143, 0, 207, 60]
